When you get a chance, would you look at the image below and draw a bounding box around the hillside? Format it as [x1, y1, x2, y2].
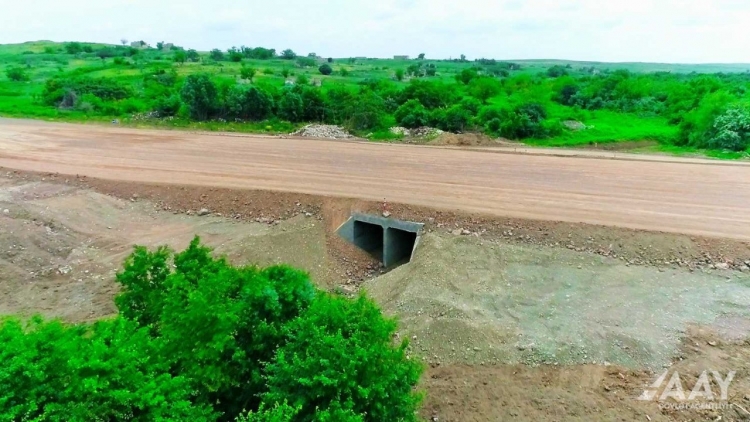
[0, 40, 749, 158]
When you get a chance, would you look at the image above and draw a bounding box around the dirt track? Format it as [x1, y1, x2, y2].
[1, 118, 750, 240]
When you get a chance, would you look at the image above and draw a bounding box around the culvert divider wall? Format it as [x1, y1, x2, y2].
[337, 213, 423, 268]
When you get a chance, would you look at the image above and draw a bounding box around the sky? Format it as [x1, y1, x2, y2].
[2, 0, 749, 63]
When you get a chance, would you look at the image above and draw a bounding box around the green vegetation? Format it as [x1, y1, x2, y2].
[1, 40, 750, 156]
[0, 237, 423, 421]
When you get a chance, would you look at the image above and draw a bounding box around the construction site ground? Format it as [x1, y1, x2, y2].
[2, 119, 750, 421]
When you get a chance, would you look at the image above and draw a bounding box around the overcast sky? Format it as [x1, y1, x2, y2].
[2, 0, 749, 63]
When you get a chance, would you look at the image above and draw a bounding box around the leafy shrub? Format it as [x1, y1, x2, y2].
[468, 77, 501, 103]
[0, 317, 215, 421]
[707, 106, 750, 150]
[5, 67, 29, 82]
[64, 42, 83, 54]
[1, 237, 423, 422]
[42, 76, 132, 106]
[225, 85, 275, 121]
[262, 294, 423, 421]
[180, 74, 218, 120]
[400, 79, 457, 109]
[318, 64, 333, 75]
[153, 94, 182, 117]
[210, 49, 225, 61]
[278, 90, 305, 122]
[394, 99, 430, 128]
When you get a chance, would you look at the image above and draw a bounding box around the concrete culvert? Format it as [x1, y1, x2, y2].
[353, 220, 384, 261]
[338, 213, 423, 268]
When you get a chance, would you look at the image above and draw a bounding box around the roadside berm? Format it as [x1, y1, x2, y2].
[2, 170, 750, 421]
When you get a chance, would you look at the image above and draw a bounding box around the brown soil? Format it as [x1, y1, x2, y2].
[422, 327, 750, 422]
[429, 132, 499, 146]
[3, 119, 750, 421]
[2, 118, 750, 240]
[579, 140, 660, 151]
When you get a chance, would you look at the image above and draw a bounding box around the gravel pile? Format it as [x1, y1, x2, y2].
[390, 126, 444, 138]
[291, 124, 353, 139]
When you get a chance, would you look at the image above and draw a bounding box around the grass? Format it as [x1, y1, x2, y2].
[531, 111, 679, 147]
[1, 41, 749, 159]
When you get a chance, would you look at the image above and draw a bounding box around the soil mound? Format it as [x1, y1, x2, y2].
[430, 132, 499, 146]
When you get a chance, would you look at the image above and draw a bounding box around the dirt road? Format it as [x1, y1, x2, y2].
[1, 118, 749, 240]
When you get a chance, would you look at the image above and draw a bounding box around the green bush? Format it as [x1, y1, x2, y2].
[180, 74, 218, 120]
[0, 236, 424, 422]
[5, 67, 29, 82]
[262, 294, 423, 421]
[42, 76, 132, 105]
[318, 64, 333, 75]
[394, 99, 430, 128]
[707, 106, 750, 151]
[0, 317, 215, 421]
[278, 90, 305, 122]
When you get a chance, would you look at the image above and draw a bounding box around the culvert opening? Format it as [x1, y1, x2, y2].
[339, 214, 423, 269]
[385, 227, 418, 267]
[352, 220, 384, 261]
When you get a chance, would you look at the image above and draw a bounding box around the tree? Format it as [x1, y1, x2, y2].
[281, 68, 291, 79]
[240, 66, 257, 82]
[281, 49, 297, 60]
[64, 42, 83, 54]
[0, 317, 216, 421]
[395, 69, 405, 81]
[186, 49, 200, 62]
[707, 106, 750, 151]
[296, 56, 316, 67]
[455, 68, 478, 85]
[121, 38, 128, 45]
[278, 90, 304, 122]
[262, 294, 423, 421]
[547, 65, 569, 78]
[318, 64, 333, 75]
[242, 86, 275, 120]
[173, 50, 187, 65]
[417, 53, 425, 60]
[156, 41, 165, 50]
[180, 74, 217, 120]
[394, 99, 430, 128]
[460, 54, 467, 62]
[296, 73, 310, 86]
[327, 57, 333, 63]
[227, 47, 243, 62]
[209, 49, 224, 61]
[5, 67, 29, 82]
[468, 77, 501, 103]
[96, 48, 115, 61]
[346, 90, 386, 131]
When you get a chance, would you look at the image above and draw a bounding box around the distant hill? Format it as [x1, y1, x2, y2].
[510, 59, 750, 74]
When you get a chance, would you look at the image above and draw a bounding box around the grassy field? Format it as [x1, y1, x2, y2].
[1, 40, 749, 159]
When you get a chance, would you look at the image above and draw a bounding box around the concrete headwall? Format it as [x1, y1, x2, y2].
[337, 213, 423, 267]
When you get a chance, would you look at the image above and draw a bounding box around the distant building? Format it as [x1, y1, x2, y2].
[130, 41, 147, 48]
[161, 43, 174, 51]
[393, 55, 410, 60]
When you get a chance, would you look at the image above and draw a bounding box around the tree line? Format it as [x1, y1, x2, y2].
[16, 42, 750, 151]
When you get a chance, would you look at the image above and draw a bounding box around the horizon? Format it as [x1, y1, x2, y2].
[2, 0, 750, 64]
[6, 40, 750, 67]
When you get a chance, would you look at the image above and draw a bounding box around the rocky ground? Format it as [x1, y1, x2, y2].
[2, 169, 750, 421]
[290, 124, 354, 139]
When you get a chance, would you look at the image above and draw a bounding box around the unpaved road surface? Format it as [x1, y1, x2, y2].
[1, 118, 750, 240]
